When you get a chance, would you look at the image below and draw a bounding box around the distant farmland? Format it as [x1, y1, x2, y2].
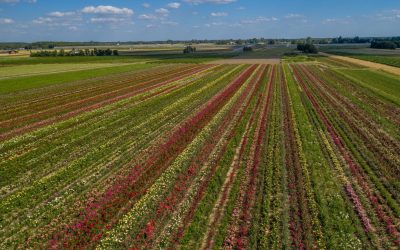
[0, 52, 399, 249]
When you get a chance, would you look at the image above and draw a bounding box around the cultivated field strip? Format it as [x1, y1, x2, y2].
[0, 64, 212, 139]
[0, 61, 399, 249]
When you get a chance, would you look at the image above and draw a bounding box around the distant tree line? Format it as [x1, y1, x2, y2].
[370, 40, 400, 50]
[297, 43, 318, 54]
[243, 46, 253, 52]
[30, 48, 119, 57]
[2, 36, 400, 51]
[183, 46, 196, 54]
[370, 41, 397, 50]
[331, 36, 370, 44]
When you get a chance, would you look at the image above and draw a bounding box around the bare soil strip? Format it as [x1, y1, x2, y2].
[320, 52, 400, 76]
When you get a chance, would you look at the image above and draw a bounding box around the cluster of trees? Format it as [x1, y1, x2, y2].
[370, 40, 400, 50]
[30, 48, 119, 57]
[183, 46, 196, 54]
[243, 46, 253, 52]
[331, 36, 370, 44]
[370, 37, 400, 49]
[293, 36, 370, 45]
[297, 43, 318, 54]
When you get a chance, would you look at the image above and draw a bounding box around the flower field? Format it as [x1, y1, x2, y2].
[0, 60, 399, 249]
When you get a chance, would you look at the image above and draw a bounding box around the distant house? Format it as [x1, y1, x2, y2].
[276, 41, 291, 47]
[69, 48, 80, 56]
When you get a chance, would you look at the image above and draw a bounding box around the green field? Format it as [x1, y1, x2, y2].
[0, 63, 154, 93]
[318, 46, 400, 68]
[347, 55, 400, 68]
[336, 68, 400, 105]
[0, 55, 148, 66]
[236, 46, 296, 59]
[0, 52, 237, 66]
[0, 62, 151, 80]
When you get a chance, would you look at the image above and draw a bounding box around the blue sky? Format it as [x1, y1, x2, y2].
[0, 0, 399, 42]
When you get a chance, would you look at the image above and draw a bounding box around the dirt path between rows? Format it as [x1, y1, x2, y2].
[209, 58, 281, 65]
[320, 52, 400, 76]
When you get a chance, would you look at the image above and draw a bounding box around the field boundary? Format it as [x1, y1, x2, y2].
[320, 52, 400, 76]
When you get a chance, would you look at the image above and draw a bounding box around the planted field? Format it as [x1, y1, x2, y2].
[349, 55, 400, 68]
[326, 53, 400, 68]
[0, 59, 399, 249]
[0, 63, 151, 80]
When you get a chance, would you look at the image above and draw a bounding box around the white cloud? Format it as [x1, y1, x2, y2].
[211, 12, 228, 17]
[142, 3, 151, 8]
[322, 17, 351, 25]
[0, 0, 19, 3]
[285, 13, 304, 19]
[139, 7, 177, 25]
[183, 0, 235, 4]
[82, 5, 133, 16]
[241, 16, 278, 24]
[229, 23, 243, 27]
[155, 8, 169, 15]
[323, 18, 336, 23]
[0, 0, 36, 3]
[32, 5, 134, 28]
[32, 11, 83, 27]
[32, 17, 77, 27]
[139, 8, 171, 22]
[80, 5, 134, 26]
[138, 14, 157, 20]
[68, 26, 78, 31]
[205, 22, 225, 27]
[90, 17, 126, 23]
[155, 8, 169, 18]
[32, 17, 52, 24]
[48, 11, 75, 17]
[0, 18, 14, 24]
[161, 20, 178, 25]
[376, 9, 400, 21]
[167, 2, 181, 9]
[284, 13, 308, 24]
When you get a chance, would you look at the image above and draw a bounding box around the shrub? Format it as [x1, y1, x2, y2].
[183, 46, 196, 54]
[243, 46, 253, 52]
[370, 41, 397, 50]
[297, 43, 318, 54]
